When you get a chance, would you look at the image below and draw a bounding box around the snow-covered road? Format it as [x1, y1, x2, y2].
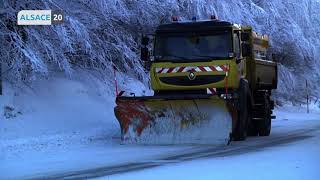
[102, 120, 320, 180]
[2, 106, 319, 180]
[100, 109, 320, 180]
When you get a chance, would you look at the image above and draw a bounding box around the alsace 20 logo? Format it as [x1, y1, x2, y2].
[17, 10, 64, 25]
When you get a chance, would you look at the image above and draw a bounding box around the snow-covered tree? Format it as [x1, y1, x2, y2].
[1, 0, 319, 102]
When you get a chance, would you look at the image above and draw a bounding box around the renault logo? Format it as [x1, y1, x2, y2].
[188, 72, 196, 80]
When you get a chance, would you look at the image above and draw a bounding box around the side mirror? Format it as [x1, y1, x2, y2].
[141, 36, 151, 71]
[272, 53, 277, 62]
[141, 47, 150, 70]
[141, 47, 149, 62]
[141, 36, 149, 46]
[241, 43, 252, 57]
[241, 32, 250, 42]
[141, 36, 150, 62]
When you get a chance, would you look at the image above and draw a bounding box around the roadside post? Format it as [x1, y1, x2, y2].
[306, 80, 309, 113]
[0, 62, 2, 95]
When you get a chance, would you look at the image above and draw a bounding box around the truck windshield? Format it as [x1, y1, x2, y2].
[154, 31, 232, 62]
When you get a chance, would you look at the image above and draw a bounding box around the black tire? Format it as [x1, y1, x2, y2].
[247, 120, 259, 136]
[233, 80, 249, 141]
[258, 93, 271, 136]
[247, 100, 259, 136]
[247, 102, 258, 136]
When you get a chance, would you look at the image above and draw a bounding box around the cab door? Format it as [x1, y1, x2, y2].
[233, 31, 246, 80]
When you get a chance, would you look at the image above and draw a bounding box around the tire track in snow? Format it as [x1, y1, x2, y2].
[27, 125, 320, 180]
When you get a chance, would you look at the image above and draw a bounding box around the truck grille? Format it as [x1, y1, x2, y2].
[159, 75, 225, 86]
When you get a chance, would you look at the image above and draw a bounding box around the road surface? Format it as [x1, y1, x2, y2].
[24, 117, 320, 180]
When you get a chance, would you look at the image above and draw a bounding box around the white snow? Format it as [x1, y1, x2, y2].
[96, 107, 320, 180]
[123, 101, 232, 145]
[102, 130, 320, 180]
[0, 74, 154, 179]
[1, 76, 319, 179]
[0, 74, 320, 179]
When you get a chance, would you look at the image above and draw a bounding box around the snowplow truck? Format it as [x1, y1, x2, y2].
[114, 19, 277, 144]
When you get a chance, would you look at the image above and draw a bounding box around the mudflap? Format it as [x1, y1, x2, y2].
[114, 95, 233, 145]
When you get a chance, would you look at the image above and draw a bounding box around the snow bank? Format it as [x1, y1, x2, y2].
[0, 72, 119, 156]
[0, 65, 155, 159]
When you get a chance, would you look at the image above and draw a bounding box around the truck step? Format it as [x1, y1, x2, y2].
[271, 115, 276, 119]
[252, 117, 264, 120]
[251, 109, 265, 113]
[270, 100, 275, 109]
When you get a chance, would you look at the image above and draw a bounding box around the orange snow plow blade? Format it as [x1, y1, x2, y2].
[114, 94, 233, 145]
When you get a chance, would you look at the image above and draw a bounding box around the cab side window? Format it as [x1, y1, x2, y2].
[233, 33, 241, 58]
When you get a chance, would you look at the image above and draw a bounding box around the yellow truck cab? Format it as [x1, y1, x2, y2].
[146, 19, 277, 95]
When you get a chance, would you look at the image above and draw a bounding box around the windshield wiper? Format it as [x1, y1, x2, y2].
[192, 55, 226, 59]
[160, 54, 192, 61]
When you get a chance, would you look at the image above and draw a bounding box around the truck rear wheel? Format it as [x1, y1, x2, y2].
[258, 94, 271, 136]
[251, 91, 271, 136]
[247, 120, 259, 136]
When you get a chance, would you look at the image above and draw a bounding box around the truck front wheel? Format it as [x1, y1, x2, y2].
[233, 80, 249, 141]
